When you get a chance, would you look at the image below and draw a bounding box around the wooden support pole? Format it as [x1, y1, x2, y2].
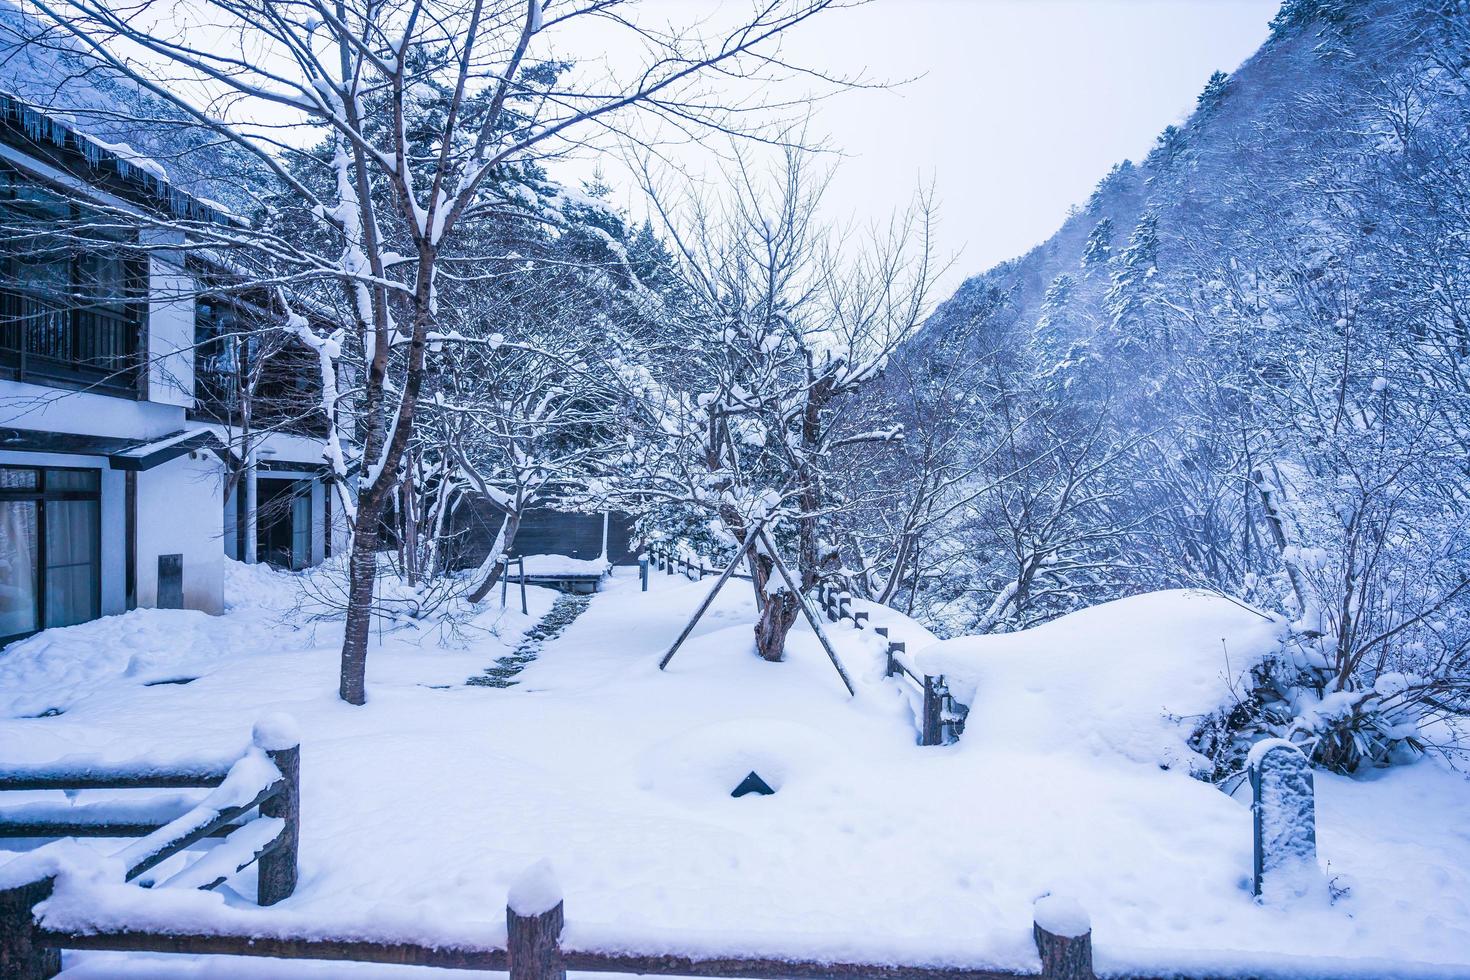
[1033, 897, 1094, 980]
[756, 528, 855, 697]
[659, 525, 763, 671]
[257, 740, 300, 906]
[518, 557, 528, 615]
[640, 556, 649, 592]
[507, 901, 564, 980]
[0, 876, 58, 980]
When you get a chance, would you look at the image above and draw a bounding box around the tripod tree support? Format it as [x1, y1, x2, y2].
[757, 527, 855, 697]
[658, 523, 764, 671]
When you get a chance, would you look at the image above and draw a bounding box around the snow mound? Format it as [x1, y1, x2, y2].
[916, 590, 1285, 771]
[634, 719, 840, 802]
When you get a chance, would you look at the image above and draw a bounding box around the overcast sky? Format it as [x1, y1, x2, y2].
[580, 0, 1281, 297]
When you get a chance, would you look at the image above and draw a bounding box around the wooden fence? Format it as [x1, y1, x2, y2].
[0, 723, 300, 909]
[646, 539, 969, 747]
[2, 871, 1095, 980]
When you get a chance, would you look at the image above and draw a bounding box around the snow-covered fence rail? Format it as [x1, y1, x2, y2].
[0, 719, 300, 908]
[648, 541, 751, 582]
[1, 863, 1098, 980]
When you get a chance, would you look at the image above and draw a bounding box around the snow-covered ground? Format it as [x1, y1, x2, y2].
[2, 563, 1469, 978]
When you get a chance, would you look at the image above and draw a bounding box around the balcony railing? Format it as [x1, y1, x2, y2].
[0, 289, 140, 395]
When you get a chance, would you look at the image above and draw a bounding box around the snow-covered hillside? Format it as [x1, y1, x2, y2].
[2, 566, 1467, 977]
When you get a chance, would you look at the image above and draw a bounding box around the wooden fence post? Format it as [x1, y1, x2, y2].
[640, 556, 649, 592]
[853, 610, 869, 629]
[838, 592, 852, 621]
[518, 557, 528, 615]
[1033, 895, 1094, 979]
[887, 640, 905, 678]
[0, 875, 59, 980]
[921, 675, 944, 746]
[255, 720, 301, 907]
[507, 863, 565, 980]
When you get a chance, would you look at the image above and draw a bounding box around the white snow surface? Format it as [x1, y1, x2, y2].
[0, 569, 1467, 977]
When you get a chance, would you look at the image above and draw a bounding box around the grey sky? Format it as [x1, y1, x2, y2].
[586, 0, 1281, 296]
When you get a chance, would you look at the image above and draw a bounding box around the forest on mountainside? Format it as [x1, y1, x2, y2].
[835, 0, 1470, 773]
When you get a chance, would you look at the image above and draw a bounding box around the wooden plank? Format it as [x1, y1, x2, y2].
[0, 769, 228, 791]
[0, 821, 245, 839]
[124, 779, 282, 881]
[38, 929, 509, 970]
[561, 949, 1028, 979]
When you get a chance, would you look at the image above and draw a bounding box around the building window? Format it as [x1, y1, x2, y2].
[193, 288, 328, 438]
[0, 166, 144, 394]
[0, 465, 101, 643]
[257, 477, 312, 570]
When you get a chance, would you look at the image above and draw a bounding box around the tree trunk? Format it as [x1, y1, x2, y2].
[339, 516, 381, 705]
[467, 510, 522, 603]
[752, 554, 800, 662]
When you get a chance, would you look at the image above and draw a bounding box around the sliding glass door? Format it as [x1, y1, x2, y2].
[0, 465, 100, 643]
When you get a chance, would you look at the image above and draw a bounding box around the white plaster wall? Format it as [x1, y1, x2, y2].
[142, 228, 195, 410]
[135, 451, 225, 614]
[0, 379, 186, 440]
[0, 450, 127, 617]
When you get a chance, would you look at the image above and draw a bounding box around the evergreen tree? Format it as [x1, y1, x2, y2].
[1195, 71, 1230, 115]
[1104, 211, 1160, 339]
[1080, 217, 1114, 269]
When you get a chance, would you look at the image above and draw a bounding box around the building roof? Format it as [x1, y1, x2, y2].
[0, 426, 234, 471]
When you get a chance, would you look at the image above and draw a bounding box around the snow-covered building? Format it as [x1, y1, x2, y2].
[0, 87, 339, 644]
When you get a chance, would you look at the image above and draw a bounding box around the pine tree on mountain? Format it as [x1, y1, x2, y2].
[1196, 71, 1230, 115]
[1080, 217, 1114, 269]
[1268, 0, 1356, 40]
[1144, 125, 1185, 170]
[1105, 212, 1160, 345]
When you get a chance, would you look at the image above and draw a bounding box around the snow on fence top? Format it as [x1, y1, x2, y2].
[916, 589, 1287, 771]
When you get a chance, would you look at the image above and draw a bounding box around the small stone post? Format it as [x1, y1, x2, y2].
[1249, 739, 1317, 901]
[507, 861, 565, 980]
[0, 875, 58, 980]
[255, 716, 301, 906]
[1033, 895, 1094, 979]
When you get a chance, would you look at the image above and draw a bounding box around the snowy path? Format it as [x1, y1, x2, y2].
[1, 565, 1468, 977]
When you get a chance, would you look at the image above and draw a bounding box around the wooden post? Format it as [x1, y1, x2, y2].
[853, 611, 869, 629]
[1033, 896, 1093, 979]
[518, 557, 528, 615]
[0, 875, 58, 980]
[257, 739, 300, 906]
[659, 525, 763, 671]
[665, 548, 673, 574]
[838, 592, 852, 620]
[921, 675, 944, 746]
[501, 556, 509, 608]
[507, 878, 565, 980]
[639, 556, 649, 592]
[887, 640, 905, 678]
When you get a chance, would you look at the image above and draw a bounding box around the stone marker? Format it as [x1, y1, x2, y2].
[1248, 739, 1318, 901]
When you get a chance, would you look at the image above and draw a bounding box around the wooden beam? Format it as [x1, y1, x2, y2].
[756, 528, 855, 696]
[39, 929, 509, 970]
[658, 523, 763, 672]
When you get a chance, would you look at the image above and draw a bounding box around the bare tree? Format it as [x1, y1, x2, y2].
[17, 0, 847, 702]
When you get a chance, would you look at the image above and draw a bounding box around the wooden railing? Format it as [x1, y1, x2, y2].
[0, 721, 300, 908]
[646, 539, 968, 746]
[1, 872, 1095, 980]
